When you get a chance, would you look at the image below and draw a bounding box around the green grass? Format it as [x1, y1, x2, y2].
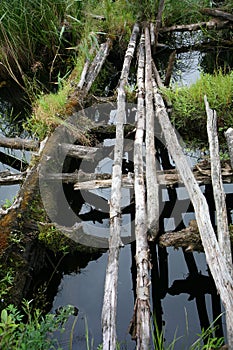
[162, 70, 233, 144]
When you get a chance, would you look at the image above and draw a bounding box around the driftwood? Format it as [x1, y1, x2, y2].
[160, 19, 233, 33]
[101, 23, 140, 350]
[145, 27, 159, 239]
[205, 96, 232, 269]
[200, 8, 233, 22]
[130, 32, 151, 349]
[153, 79, 233, 348]
[225, 128, 233, 169]
[0, 136, 39, 151]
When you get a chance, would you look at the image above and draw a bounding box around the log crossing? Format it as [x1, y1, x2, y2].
[1, 21, 233, 349]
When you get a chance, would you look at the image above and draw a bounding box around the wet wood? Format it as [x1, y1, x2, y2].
[131, 32, 151, 349]
[153, 80, 233, 348]
[205, 96, 232, 269]
[0, 136, 39, 151]
[102, 23, 140, 350]
[200, 8, 233, 22]
[160, 19, 233, 33]
[145, 27, 159, 238]
[225, 128, 233, 169]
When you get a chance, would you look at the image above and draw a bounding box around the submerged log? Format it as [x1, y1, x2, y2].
[153, 76, 233, 348]
[225, 128, 233, 169]
[0, 136, 39, 151]
[205, 96, 232, 269]
[102, 23, 140, 350]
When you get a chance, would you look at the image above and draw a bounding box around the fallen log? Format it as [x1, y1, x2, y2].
[205, 95, 232, 269]
[160, 19, 233, 33]
[130, 32, 151, 349]
[225, 128, 233, 169]
[0, 136, 39, 151]
[200, 8, 233, 22]
[153, 75, 233, 348]
[145, 26, 159, 239]
[101, 23, 140, 350]
[0, 171, 25, 185]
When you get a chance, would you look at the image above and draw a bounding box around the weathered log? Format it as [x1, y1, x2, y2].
[102, 23, 140, 350]
[164, 50, 176, 87]
[59, 143, 100, 160]
[225, 128, 233, 169]
[0, 171, 25, 185]
[205, 95, 232, 269]
[0, 136, 39, 151]
[200, 8, 233, 22]
[160, 20, 233, 33]
[153, 76, 233, 348]
[145, 27, 159, 238]
[131, 32, 151, 349]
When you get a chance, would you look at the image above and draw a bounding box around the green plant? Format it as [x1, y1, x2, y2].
[0, 267, 14, 300]
[0, 300, 77, 350]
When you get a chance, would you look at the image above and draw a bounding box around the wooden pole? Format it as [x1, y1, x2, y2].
[145, 26, 159, 239]
[153, 79, 233, 348]
[133, 32, 151, 349]
[101, 23, 140, 350]
[205, 95, 232, 269]
[0, 136, 39, 151]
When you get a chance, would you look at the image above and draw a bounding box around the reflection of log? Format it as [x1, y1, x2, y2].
[0, 136, 39, 150]
[164, 50, 176, 87]
[225, 128, 233, 169]
[0, 150, 28, 171]
[205, 96, 232, 268]
[145, 27, 159, 239]
[153, 74, 233, 348]
[102, 23, 139, 350]
[200, 8, 233, 22]
[160, 20, 233, 33]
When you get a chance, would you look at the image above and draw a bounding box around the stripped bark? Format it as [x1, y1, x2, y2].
[205, 95, 232, 269]
[132, 33, 151, 349]
[160, 19, 232, 33]
[145, 26, 159, 238]
[0, 136, 39, 151]
[102, 23, 140, 350]
[153, 80, 233, 348]
[225, 128, 233, 169]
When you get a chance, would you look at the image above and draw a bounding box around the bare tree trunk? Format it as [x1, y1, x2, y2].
[102, 23, 140, 350]
[145, 26, 159, 239]
[153, 79, 233, 348]
[225, 128, 233, 169]
[205, 95, 232, 269]
[0, 136, 39, 151]
[133, 32, 151, 349]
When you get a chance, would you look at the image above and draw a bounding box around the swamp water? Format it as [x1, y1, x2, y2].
[0, 43, 233, 349]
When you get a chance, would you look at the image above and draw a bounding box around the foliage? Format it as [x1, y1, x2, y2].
[162, 70, 233, 144]
[163, 0, 211, 26]
[38, 224, 70, 254]
[0, 300, 76, 350]
[0, 266, 14, 300]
